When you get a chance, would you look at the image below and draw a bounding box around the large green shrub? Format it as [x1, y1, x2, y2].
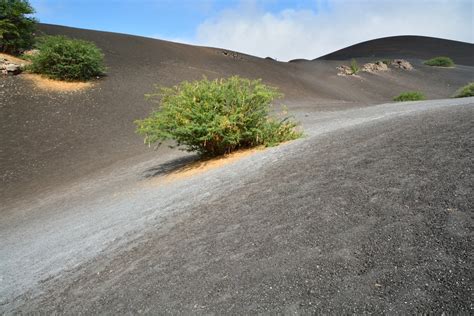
[424, 56, 454, 67]
[0, 0, 36, 54]
[29, 35, 105, 81]
[135, 76, 302, 157]
[453, 82, 474, 98]
[393, 91, 425, 102]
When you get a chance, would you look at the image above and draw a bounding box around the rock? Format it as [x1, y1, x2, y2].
[391, 59, 413, 70]
[0, 61, 22, 75]
[337, 65, 354, 76]
[362, 61, 389, 73]
[6, 63, 21, 73]
[221, 50, 243, 60]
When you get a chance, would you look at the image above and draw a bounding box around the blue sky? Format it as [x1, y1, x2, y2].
[31, 0, 328, 38]
[30, 0, 473, 61]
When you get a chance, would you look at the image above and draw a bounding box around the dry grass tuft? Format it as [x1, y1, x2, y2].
[165, 147, 263, 182]
[21, 73, 93, 92]
[146, 147, 265, 187]
[0, 53, 29, 65]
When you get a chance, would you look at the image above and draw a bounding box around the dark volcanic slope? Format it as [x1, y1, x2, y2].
[11, 101, 473, 314]
[1, 25, 473, 205]
[318, 36, 474, 66]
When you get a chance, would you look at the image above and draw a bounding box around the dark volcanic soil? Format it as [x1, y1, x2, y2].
[1, 25, 473, 205]
[9, 100, 473, 314]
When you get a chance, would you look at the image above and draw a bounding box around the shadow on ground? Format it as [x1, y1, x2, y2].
[142, 146, 264, 181]
[142, 154, 199, 179]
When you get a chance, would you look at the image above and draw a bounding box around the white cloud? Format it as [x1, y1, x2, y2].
[183, 0, 473, 61]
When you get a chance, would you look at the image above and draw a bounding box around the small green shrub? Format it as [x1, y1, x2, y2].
[453, 82, 474, 98]
[424, 56, 454, 67]
[350, 58, 359, 74]
[382, 59, 391, 65]
[28, 35, 105, 81]
[135, 76, 302, 157]
[0, 0, 37, 54]
[393, 91, 426, 102]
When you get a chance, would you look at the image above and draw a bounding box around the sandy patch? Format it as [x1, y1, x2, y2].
[166, 147, 264, 182]
[149, 147, 264, 185]
[21, 73, 93, 92]
[0, 53, 30, 65]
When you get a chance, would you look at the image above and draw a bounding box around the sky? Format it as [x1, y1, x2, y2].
[30, 0, 474, 61]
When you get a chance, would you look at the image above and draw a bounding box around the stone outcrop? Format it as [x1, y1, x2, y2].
[338, 59, 414, 76]
[391, 59, 413, 70]
[336, 65, 354, 76]
[1, 59, 23, 75]
[362, 61, 389, 73]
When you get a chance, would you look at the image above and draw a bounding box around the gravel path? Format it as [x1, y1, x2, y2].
[1, 98, 473, 313]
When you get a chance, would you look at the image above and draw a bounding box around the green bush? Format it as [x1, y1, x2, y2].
[0, 0, 36, 54]
[350, 58, 359, 74]
[393, 91, 426, 102]
[28, 35, 105, 81]
[453, 82, 474, 98]
[424, 56, 454, 67]
[135, 76, 302, 157]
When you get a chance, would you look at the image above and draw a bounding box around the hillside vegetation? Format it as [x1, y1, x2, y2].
[28, 35, 105, 81]
[454, 82, 474, 98]
[424, 56, 455, 67]
[0, 0, 36, 54]
[393, 91, 426, 101]
[135, 76, 302, 156]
